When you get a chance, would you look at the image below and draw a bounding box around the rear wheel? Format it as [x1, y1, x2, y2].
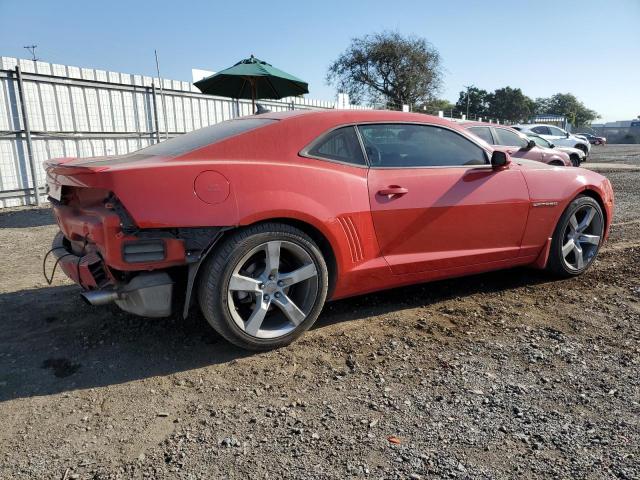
[198, 223, 328, 350]
[546, 196, 604, 277]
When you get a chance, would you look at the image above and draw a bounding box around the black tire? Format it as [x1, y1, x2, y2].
[570, 154, 581, 167]
[198, 222, 329, 350]
[546, 195, 604, 278]
[575, 143, 588, 155]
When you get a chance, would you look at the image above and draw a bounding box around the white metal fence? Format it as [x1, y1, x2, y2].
[0, 57, 365, 208]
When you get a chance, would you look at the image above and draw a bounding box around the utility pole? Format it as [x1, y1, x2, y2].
[23, 45, 38, 62]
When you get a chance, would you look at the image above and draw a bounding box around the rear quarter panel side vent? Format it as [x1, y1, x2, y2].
[337, 215, 364, 263]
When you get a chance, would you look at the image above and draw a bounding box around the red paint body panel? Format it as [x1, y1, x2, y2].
[46, 110, 614, 301]
[367, 166, 530, 274]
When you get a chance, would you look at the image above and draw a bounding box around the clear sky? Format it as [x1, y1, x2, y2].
[1, 0, 638, 122]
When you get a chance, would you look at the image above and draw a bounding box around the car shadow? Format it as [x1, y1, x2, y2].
[316, 266, 552, 329]
[0, 207, 55, 229]
[0, 267, 553, 403]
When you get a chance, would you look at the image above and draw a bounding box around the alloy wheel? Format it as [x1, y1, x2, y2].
[561, 204, 603, 271]
[226, 240, 319, 339]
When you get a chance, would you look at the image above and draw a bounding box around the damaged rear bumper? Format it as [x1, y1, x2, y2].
[52, 232, 173, 317]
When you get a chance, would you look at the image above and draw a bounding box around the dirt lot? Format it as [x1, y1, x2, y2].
[1, 145, 638, 479]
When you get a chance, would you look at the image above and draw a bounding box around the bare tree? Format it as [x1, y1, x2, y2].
[327, 31, 442, 110]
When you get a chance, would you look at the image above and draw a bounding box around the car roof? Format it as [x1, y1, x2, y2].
[520, 123, 564, 128]
[460, 120, 513, 128]
[253, 109, 458, 128]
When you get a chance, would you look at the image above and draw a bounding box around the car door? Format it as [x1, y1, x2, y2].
[362, 123, 530, 275]
[492, 127, 543, 162]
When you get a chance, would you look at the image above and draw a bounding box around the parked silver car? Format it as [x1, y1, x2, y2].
[513, 124, 591, 157]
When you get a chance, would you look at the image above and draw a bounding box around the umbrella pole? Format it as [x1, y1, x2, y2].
[251, 78, 256, 114]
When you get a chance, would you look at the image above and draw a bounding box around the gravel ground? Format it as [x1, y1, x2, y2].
[587, 144, 640, 166]
[0, 145, 638, 479]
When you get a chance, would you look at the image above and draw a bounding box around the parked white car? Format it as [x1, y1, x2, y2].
[513, 124, 591, 158]
[526, 133, 586, 167]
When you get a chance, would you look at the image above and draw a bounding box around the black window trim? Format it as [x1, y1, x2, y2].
[300, 121, 492, 170]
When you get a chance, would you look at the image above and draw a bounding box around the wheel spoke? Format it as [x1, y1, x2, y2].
[265, 241, 281, 276]
[279, 263, 317, 287]
[272, 294, 306, 326]
[562, 238, 575, 258]
[579, 234, 600, 246]
[573, 243, 584, 269]
[229, 273, 262, 292]
[244, 296, 270, 336]
[569, 214, 579, 232]
[577, 207, 595, 232]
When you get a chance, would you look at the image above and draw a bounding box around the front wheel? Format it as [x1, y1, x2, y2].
[198, 223, 329, 350]
[570, 154, 581, 167]
[546, 196, 604, 277]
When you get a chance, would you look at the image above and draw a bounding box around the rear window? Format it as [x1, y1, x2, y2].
[306, 126, 366, 165]
[467, 126, 494, 145]
[136, 118, 276, 157]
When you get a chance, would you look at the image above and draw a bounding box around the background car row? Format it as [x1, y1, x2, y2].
[458, 121, 595, 167]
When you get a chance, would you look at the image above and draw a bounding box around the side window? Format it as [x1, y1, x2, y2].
[532, 126, 551, 135]
[358, 124, 487, 168]
[306, 126, 366, 165]
[468, 126, 494, 145]
[493, 128, 528, 148]
[531, 135, 550, 148]
[548, 126, 567, 136]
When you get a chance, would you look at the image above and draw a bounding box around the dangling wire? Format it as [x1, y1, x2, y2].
[42, 246, 74, 285]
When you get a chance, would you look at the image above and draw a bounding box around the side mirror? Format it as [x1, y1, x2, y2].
[526, 139, 536, 150]
[565, 132, 570, 138]
[491, 150, 510, 169]
[550, 143, 555, 148]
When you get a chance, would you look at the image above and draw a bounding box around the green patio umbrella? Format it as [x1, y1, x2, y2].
[194, 55, 309, 113]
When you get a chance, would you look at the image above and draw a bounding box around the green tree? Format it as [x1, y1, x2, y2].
[455, 86, 489, 118]
[486, 87, 535, 122]
[535, 93, 599, 126]
[327, 31, 442, 109]
[419, 97, 454, 115]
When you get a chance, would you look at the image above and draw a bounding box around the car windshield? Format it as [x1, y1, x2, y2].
[135, 118, 276, 157]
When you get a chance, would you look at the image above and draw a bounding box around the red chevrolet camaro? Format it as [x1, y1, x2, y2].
[46, 110, 614, 350]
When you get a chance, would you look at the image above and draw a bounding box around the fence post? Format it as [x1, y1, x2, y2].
[15, 66, 41, 206]
[151, 83, 161, 143]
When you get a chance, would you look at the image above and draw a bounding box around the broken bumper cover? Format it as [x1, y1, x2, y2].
[52, 232, 174, 317]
